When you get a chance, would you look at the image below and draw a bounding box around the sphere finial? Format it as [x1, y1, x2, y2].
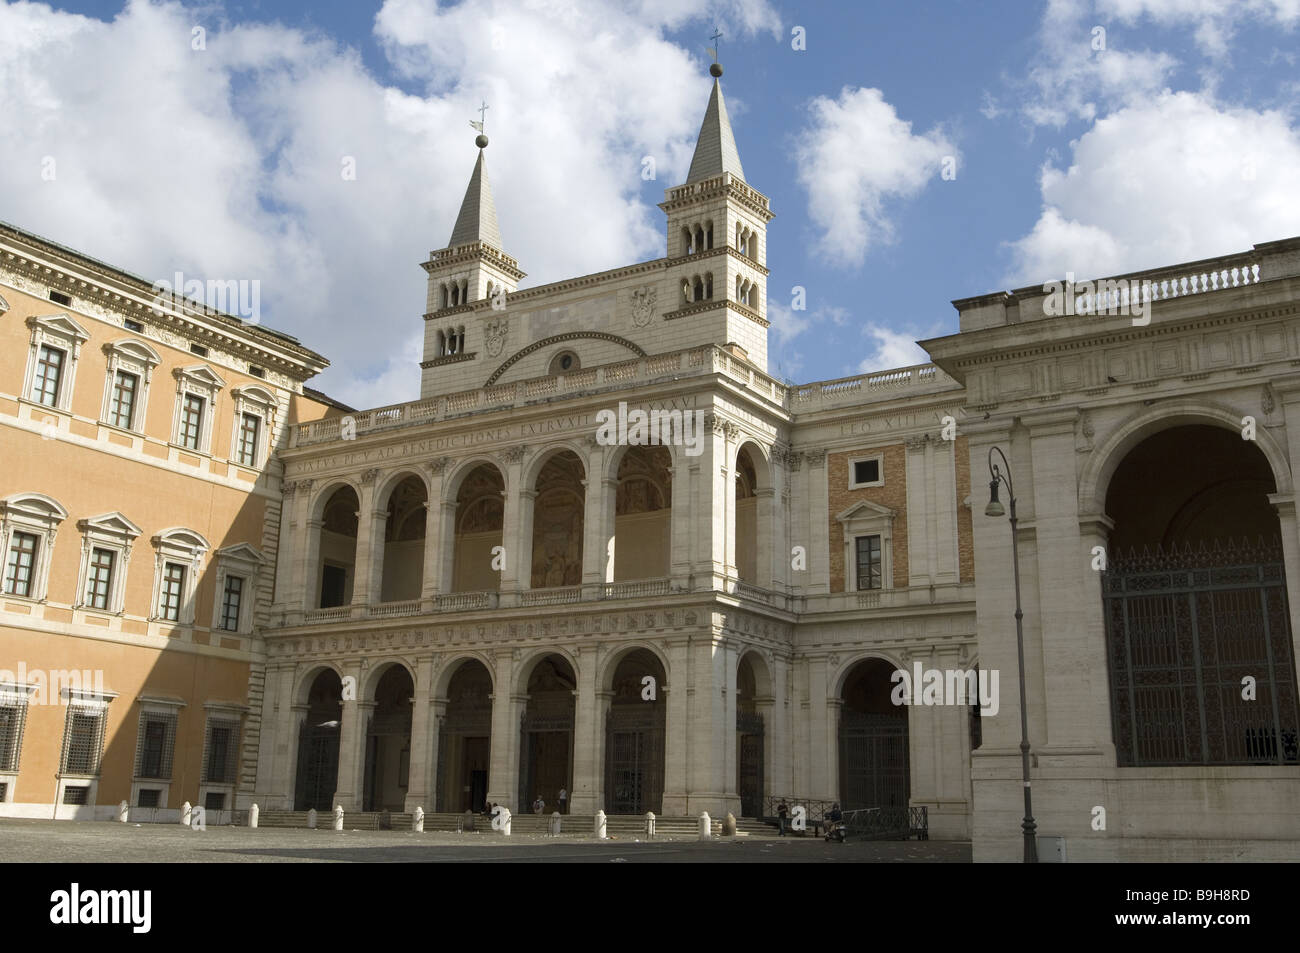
[709, 62, 723, 78]
[475, 133, 489, 149]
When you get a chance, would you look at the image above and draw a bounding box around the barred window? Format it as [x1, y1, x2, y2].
[855, 535, 882, 591]
[237, 413, 260, 466]
[201, 718, 240, 784]
[62, 785, 89, 805]
[32, 344, 64, 406]
[86, 547, 115, 610]
[204, 791, 226, 811]
[61, 705, 107, 775]
[109, 370, 138, 429]
[136, 788, 161, 808]
[3, 531, 38, 597]
[160, 562, 185, 621]
[220, 576, 243, 631]
[134, 711, 177, 780]
[0, 697, 30, 772]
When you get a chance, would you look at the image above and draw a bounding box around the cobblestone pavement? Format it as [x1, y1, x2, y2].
[0, 818, 971, 863]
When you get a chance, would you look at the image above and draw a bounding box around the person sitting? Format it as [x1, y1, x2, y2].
[827, 802, 844, 836]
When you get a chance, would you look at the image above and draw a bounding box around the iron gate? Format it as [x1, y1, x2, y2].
[518, 712, 573, 811]
[737, 711, 764, 817]
[839, 710, 909, 810]
[294, 720, 339, 811]
[1102, 541, 1300, 766]
[605, 706, 664, 814]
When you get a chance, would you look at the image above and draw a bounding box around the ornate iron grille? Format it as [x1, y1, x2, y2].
[134, 711, 178, 780]
[605, 706, 664, 814]
[294, 719, 340, 811]
[60, 703, 107, 776]
[0, 699, 29, 773]
[737, 710, 764, 817]
[838, 710, 909, 810]
[200, 718, 240, 784]
[1103, 540, 1300, 766]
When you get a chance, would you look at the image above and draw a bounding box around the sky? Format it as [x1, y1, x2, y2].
[2, 0, 1298, 407]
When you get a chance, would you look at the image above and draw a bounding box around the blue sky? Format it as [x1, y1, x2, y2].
[2, 0, 1298, 404]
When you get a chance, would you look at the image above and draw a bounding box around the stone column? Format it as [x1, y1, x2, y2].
[582, 473, 617, 597]
[661, 637, 690, 815]
[486, 649, 520, 809]
[351, 476, 383, 610]
[257, 664, 298, 809]
[272, 482, 299, 611]
[669, 457, 692, 587]
[805, 450, 830, 595]
[906, 436, 933, 588]
[687, 633, 728, 814]
[570, 644, 601, 813]
[932, 437, 961, 585]
[334, 690, 372, 812]
[404, 654, 436, 812]
[767, 452, 791, 593]
[434, 500, 458, 594]
[807, 656, 832, 798]
[421, 460, 449, 603]
[498, 447, 528, 598]
[721, 641, 740, 816]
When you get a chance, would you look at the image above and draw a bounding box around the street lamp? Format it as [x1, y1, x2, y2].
[985, 446, 1038, 863]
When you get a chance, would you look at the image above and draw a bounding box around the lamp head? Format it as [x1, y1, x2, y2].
[985, 478, 1005, 518]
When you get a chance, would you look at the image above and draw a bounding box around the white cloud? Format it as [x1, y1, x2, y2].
[793, 86, 955, 268]
[1004, 91, 1300, 285]
[1097, 0, 1300, 58]
[0, 0, 780, 408]
[857, 325, 928, 373]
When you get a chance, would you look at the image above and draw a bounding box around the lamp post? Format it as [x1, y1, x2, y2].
[984, 446, 1038, 863]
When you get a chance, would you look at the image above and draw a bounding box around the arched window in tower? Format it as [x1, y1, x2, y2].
[692, 276, 704, 303]
[694, 226, 705, 254]
[436, 330, 446, 357]
[440, 283, 449, 309]
[705, 273, 713, 300]
[681, 227, 693, 256]
[449, 283, 459, 307]
[458, 327, 466, 353]
[681, 280, 691, 306]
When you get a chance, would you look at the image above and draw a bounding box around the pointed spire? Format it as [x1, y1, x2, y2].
[685, 62, 746, 184]
[448, 142, 503, 250]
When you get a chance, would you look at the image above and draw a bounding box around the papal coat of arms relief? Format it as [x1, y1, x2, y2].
[484, 316, 509, 356]
[630, 286, 657, 327]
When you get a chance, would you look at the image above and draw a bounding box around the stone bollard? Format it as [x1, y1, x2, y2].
[595, 810, 608, 840]
[724, 812, 737, 836]
[333, 805, 344, 831]
[464, 809, 475, 833]
[646, 811, 656, 838]
[699, 811, 712, 840]
[249, 803, 259, 828]
[117, 800, 129, 823]
[306, 808, 318, 829]
[413, 807, 425, 832]
[550, 811, 562, 835]
[180, 801, 192, 826]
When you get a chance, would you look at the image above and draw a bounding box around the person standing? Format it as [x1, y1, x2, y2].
[777, 800, 789, 836]
[532, 795, 545, 815]
[558, 787, 568, 815]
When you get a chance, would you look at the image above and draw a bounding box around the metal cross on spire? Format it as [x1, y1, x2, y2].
[707, 28, 722, 62]
[469, 100, 489, 133]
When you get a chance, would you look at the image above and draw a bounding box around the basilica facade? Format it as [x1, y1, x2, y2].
[4, 64, 1297, 862]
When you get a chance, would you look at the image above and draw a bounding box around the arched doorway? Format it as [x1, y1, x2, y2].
[518, 655, 575, 812]
[436, 660, 493, 813]
[735, 445, 759, 583]
[605, 649, 666, 814]
[379, 475, 427, 601]
[1102, 424, 1299, 765]
[453, 464, 504, 592]
[530, 451, 584, 588]
[294, 669, 342, 810]
[614, 446, 672, 580]
[363, 666, 413, 811]
[736, 653, 766, 817]
[839, 658, 909, 811]
[316, 486, 358, 608]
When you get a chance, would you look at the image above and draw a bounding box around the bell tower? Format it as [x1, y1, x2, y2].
[659, 55, 774, 371]
[421, 116, 525, 397]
